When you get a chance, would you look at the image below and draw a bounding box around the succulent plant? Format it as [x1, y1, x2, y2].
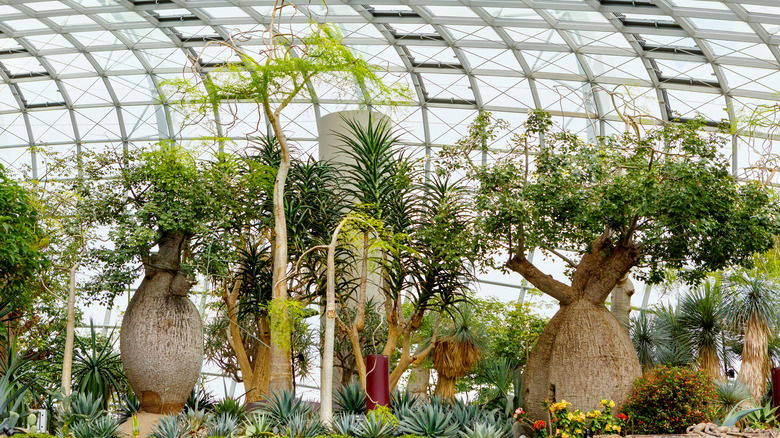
[331, 413, 361, 436]
[459, 422, 503, 438]
[282, 412, 326, 438]
[334, 381, 366, 415]
[355, 409, 397, 438]
[117, 392, 141, 424]
[390, 389, 417, 414]
[71, 415, 119, 438]
[182, 408, 208, 435]
[398, 404, 458, 438]
[261, 390, 312, 426]
[244, 412, 273, 437]
[149, 413, 188, 438]
[206, 412, 240, 438]
[448, 399, 482, 428]
[214, 397, 245, 421]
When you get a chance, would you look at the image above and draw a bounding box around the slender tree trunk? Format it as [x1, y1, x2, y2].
[61, 262, 79, 395]
[268, 112, 293, 393]
[408, 367, 429, 399]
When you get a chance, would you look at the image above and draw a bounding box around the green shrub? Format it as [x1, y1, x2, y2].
[9, 434, 57, 438]
[622, 366, 718, 434]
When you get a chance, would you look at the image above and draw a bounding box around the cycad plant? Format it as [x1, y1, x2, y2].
[724, 272, 780, 404]
[679, 284, 726, 377]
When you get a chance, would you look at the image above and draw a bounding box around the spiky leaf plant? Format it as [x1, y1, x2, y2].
[244, 412, 273, 437]
[356, 409, 397, 438]
[679, 284, 727, 377]
[182, 408, 208, 436]
[206, 413, 239, 438]
[150, 413, 188, 438]
[186, 386, 215, 412]
[334, 381, 366, 414]
[390, 389, 417, 416]
[448, 399, 482, 429]
[282, 412, 326, 438]
[716, 379, 752, 413]
[331, 413, 360, 437]
[214, 397, 245, 421]
[117, 392, 141, 424]
[71, 415, 119, 438]
[262, 390, 312, 426]
[398, 404, 459, 438]
[431, 306, 484, 399]
[72, 322, 127, 409]
[459, 423, 503, 438]
[56, 391, 104, 432]
[745, 402, 779, 429]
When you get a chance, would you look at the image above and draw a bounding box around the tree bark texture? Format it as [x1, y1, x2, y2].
[739, 313, 771, 405]
[120, 232, 202, 414]
[61, 262, 78, 395]
[610, 276, 634, 331]
[512, 232, 641, 420]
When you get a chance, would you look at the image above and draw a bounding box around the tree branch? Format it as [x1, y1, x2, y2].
[507, 231, 575, 304]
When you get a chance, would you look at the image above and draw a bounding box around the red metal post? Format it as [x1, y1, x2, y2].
[773, 367, 780, 409]
[366, 354, 390, 410]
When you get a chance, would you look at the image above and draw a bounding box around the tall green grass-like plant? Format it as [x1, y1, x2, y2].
[72, 322, 127, 409]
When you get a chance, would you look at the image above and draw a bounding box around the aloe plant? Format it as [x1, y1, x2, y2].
[214, 397, 245, 421]
[244, 412, 273, 437]
[356, 409, 397, 438]
[117, 392, 141, 423]
[261, 389, 312, 426]
[282, 412, 326, 438]
[71, 415, 120, 438]
[398, 404, 459, 438]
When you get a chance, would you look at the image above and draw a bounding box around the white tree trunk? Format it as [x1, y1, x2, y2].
[61, 262, 78, 396]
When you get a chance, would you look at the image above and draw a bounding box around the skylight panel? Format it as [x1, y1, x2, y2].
[483, 7, 543, 20]
[707, 40, 774, 63]
[201, 7, 250, 20]
[0, 5, 20, 16]
[666, 0, 730, 10]
[2, 56, 48, 78]
[524, 51, 581, 76]
[742, 4, 780, 16]
[476, 76, 534, 109]
[687, 18, 753, 33]
[46, 53, 96, 76]
[107, 74, 157, 103]
[447, 26, 501, 43]
[426, 107, 478, 145]
[75, 107, 121, 141]
[406, 46, 460, 68]
[461, 48, 520, 71]
[535, 79, 590, 113]
[61, 77, 112, 105]
[92, 50, 144, 72]
[420, 73, 473, 102]
[424, 6, 480, 19]
[29, 109, 75, 144]
[94, 11, 147, 24]
[47, 13, 95, 27]
[119, 28, 171, 45]
[138, 48, 189, 70]
[582, 54, 647, 80]
[17, 80, 61, 106]
[504, 28, 567, 46]
[71, 31, 124, 48]
[664, 89, 726, 122]
[26, 34, 76, 52]
[22, 1, 66, 12]
[654, 59, 717, 85]
[6, 19, 51, 32]
[566, 31, 632, 50]
[720, 66, 780, 95]
[350, 45, 405, 69]
[549, 10, 609, 24]
[337, 22, 385, 39]
[307, 5, 359, 17]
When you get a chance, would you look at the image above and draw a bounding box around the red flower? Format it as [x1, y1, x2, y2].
[618, 413, 628, 421]
[534, 420, 547, 431]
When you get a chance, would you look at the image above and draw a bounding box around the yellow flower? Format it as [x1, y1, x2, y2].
[593, 410, 601, 417]
[562, 433, 570, 438]
[605, 424, 612, 432]
[550, 405, 556, 413]
[575, 429, 582, 435]
[609, 400, 615, 408]
[600, 399, 608, 407]
[615, 426, 621, 433]
[567, 412, 574, 421]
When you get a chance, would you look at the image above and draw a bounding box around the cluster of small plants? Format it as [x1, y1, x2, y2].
[621, 366, 718, 434]
[529, 398, 626, 438]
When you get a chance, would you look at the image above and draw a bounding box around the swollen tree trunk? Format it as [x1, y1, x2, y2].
[61, 262, 79, 395]
[120, 231, 202, 414]
[511, 233, 642, 420]
[610, 276, 634, 331]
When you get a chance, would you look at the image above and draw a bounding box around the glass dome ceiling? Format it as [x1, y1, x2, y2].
[3, 0, 780, 181]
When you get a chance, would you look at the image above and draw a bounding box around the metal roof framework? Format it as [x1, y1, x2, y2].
[4, 0, 780, 301]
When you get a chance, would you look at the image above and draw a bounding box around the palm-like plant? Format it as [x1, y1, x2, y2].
[431, 306, 484, 399]
[630, 312, 659, 372]
[652, 304, 694, 367]
[724, 272, 780, 404]
[72, 321, 127, 409]
[679, 284, 726, 377]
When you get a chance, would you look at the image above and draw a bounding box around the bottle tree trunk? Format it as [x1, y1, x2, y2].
[120, 231, 202, 414]
[610, 276, 634, 331]
[509, 232, 642, 420]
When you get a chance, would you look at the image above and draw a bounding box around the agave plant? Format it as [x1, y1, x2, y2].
[186, 386, 215, 412]
[389, 388, 418, 416]
[355, 409, 397, 438]
[55, 391, 104, 433]
[150, 413, 188, 438]
[261, 389, 312, 426]
[244, 412, 273, 437]
[331, 413, 360, 437]
[715, 379, 752, 413]
[448, 399, 483, 429]
[182, 408, 208, 435]
[398, 404, 459, 438]
[71, 415, 120, 438]
[214, 397, 245, 421]
[282, 412, 326, 438]
[459, 423, 503, 438]
[334, 381, 366, 414]
[206, 412, 240, 438]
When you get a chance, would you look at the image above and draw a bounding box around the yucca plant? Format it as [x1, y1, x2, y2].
[331, 413, 360, 437]
[244, 412, 273, 437]
[398, 404, 459, 438]
[206, 412, 239, 438]
[150, 413, 188, 438]
[214, 397, 245, 421]
[679, 283, 727, 377]
[431, 306, 484, 399]
[334, 381, 366, 414]
[355, 409, 397, 438]
[715, 379, 752, 413]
